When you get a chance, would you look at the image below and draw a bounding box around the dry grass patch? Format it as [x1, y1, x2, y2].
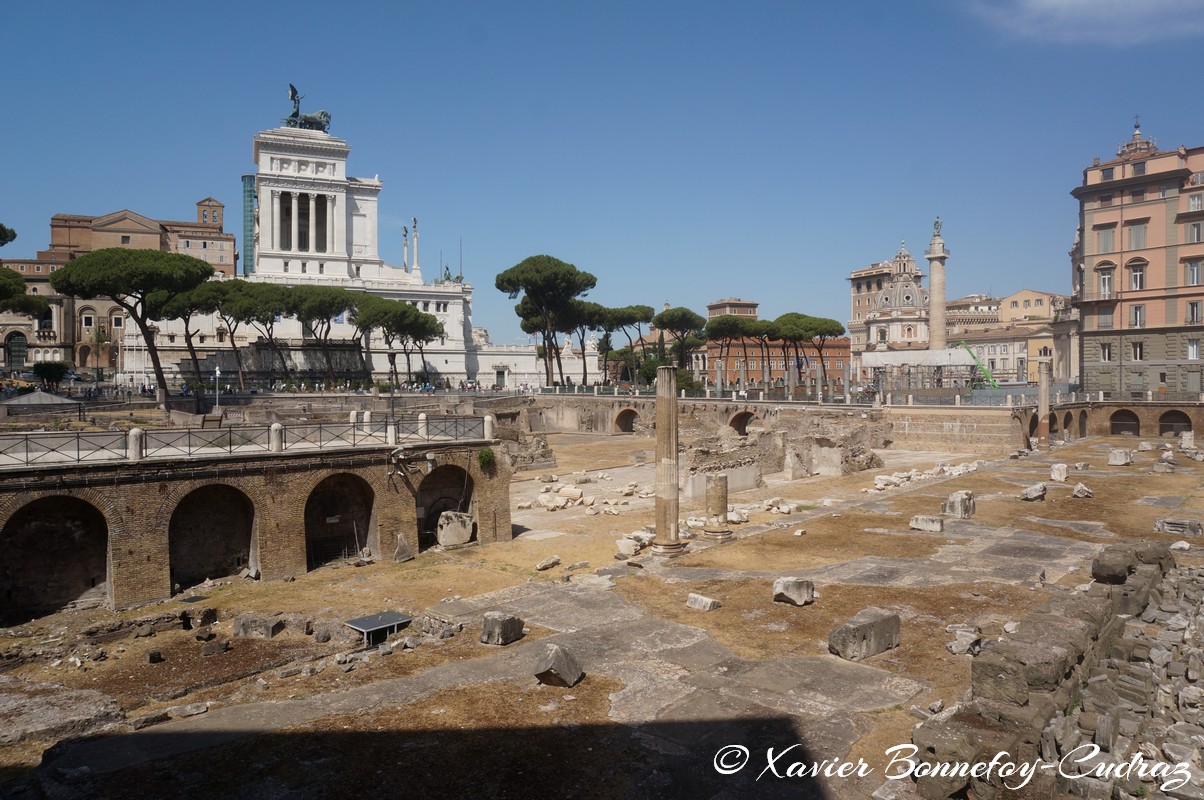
[85, 677, 640, 800]
[676, 513, 942, 572]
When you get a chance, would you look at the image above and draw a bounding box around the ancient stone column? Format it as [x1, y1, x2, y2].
[652, 365, 686, 556]
[925, 221, 949, 351]
[703, 473, 732, 542]
[1037, 360, 1051, 446]
[289, 192, 299, 253]
[307, 193, 317, 252]
[271, 191, 281, 251]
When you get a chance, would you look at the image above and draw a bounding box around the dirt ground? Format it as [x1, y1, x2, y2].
[4, 430, 1203, 798]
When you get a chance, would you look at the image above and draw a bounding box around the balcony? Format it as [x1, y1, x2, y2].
[1186, 317, 1204, 326]
[1076, 290, 1115, 303]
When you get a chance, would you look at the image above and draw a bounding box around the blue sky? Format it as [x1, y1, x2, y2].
[6, 0, 1204, 343]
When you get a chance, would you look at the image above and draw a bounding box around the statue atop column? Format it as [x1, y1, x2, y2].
[282, 84, 332, 133]
[933, 216, 942, 237]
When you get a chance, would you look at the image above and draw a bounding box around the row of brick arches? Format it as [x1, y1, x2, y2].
[1024, 408, 1194, 441]
[0, 466, 474, 625]
[612, 408, 761, 436]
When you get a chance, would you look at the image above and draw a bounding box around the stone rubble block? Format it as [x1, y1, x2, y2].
[1153, 461, 1176, 474]
[1092, 546, 1136, 585]
[616, 538, 641, 557]
[772, 577, 815, 607]
[535, 555, 560, 571]
[556, 486, 583, 500]
[1107, 449, 1133, 466]
[232, 615, 283, 639]
[1138, 441, 1154, 452]
[435, 511, 473, 547]
[479, 612, 525, 646]
[534, 643, 584, 687]
[1156, 519, 1203, 537]
[1074, 462, 1090, 470]
[1050, 463, 1070, 482]
[686, 593, 722, 612]
[1019, 483, 1047, 501]
[941, 490, 975, 519]
[1071, 483, 1094, 499]
[828, 607, 900, 661]
[909, 515, 944, 532]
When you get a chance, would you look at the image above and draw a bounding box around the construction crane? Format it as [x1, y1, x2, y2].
[958, 341, 999, 389]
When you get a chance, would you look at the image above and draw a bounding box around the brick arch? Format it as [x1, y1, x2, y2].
[1159, 410, 1192, 436]
[614, 408, 641, 433]
[1110, 409, 1141, 435]
[152, 477, 271, 525]
[1079, 410, 1088, 438]
[303, 472, 378, 568]
[1063, 411, 1074, 439]
[0, 490, 118, 621]
[168, 484, 257, 592]
[728, 410, 759, 436]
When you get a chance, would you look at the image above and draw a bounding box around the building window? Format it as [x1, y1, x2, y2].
[34, 265, 41, 272]
[1190, 301, 1202, 324]
[1035, 299, 1043, 307]
[1132, 341, 1145, 360]
[202, 241, 208, 249]
[1024, 299, 1031, 308]
[1100, 343, 1112, 362]
[301, 262, 307, 274]
[82, 315, 94, 328]
[318, 263, 325, 274]
[121, 235, 131, 245]
[203, 211, 208, 223]
[1131, 305, 1145, 328]
[1101, 167, 1114, 181]
[1100, 308, 1114, 329]
[112, 317, 122, 328]
[168, 334, 176, 344]
[1131, 266, 1145, 290]
[1131, 188, 1145, 202]
[1010, 300, 1018, 308]
[219, 256, 225, 263]
[1129, 224, 1146, 250]
[283, 261, 290, 273]
[1162, 185, 1170, 199]
[1133, 162, 1146, 176]
[1001, 345, 1008, 354]
[423, 302, 430, 311]
[988, 345, 997, 355]
[1097, 228, 1115, 253]
[1189, 222, 1204, 243]
[1100, 194, 1113, 208]
[836, 360, 843, 368]
[1190, 339, 1200, 360]
[1099, 270, 1113, 298]
[1191, 194, 1203, 212]
[184, 240, 190, 248]
[1188, 261, 1202, 286]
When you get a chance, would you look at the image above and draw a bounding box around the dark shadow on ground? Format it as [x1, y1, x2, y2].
[23, 715, 839, 800]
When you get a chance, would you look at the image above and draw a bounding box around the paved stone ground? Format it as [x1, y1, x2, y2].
[30, 437, 1202, 799]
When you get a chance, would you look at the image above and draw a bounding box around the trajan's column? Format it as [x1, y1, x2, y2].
[925, 217, 949, 351]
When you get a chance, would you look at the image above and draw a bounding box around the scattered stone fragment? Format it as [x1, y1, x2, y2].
[1155, 519, 1202, 536]
[1091, 546, 1135, 584]
[534, 643, 584, 688]
[146, 650, 163, 664]
[1138, 441, 1154, 451]
[772, 577, 815, 606]
[276, 666, 303, 678]
[941, 490, 975, 519]
[1019, 483, 1047, 501]
[1050, 464, 1069, 482]
[1107, 449, 1132, 466]
[200, 639, 230, 657]
[480, 612, 525, 646]
[233, 615, 283, 639]
[535, 556, 561, 571]
[828, 607, 900, 661]
[1170, 541, 1191, 551]
[129, 711, 170, 731]
[168, 703, 208, 718]
[1074, 462, 1090, 471]
[1071, 483, 1094, 499]
[686, 593, 722, 612]
[1152, 461, 1176, 474]
[909, 515, 944, 532]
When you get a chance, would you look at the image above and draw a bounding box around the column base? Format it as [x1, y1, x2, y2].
[702, 528, 733, 542]
[650, 540, 688, 557]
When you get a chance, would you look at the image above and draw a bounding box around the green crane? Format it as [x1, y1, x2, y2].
[958, 341, 999, 389]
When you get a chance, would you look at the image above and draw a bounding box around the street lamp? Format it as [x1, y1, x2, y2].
[215, 366, 221, 414]
[93, 323, 106, 384]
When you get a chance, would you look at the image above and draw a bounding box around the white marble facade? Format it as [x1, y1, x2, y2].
[118, 125, 596, 388]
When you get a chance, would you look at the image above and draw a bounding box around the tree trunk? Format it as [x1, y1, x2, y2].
[182, 323, 204, 413]
[131, 315, 171, 409]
